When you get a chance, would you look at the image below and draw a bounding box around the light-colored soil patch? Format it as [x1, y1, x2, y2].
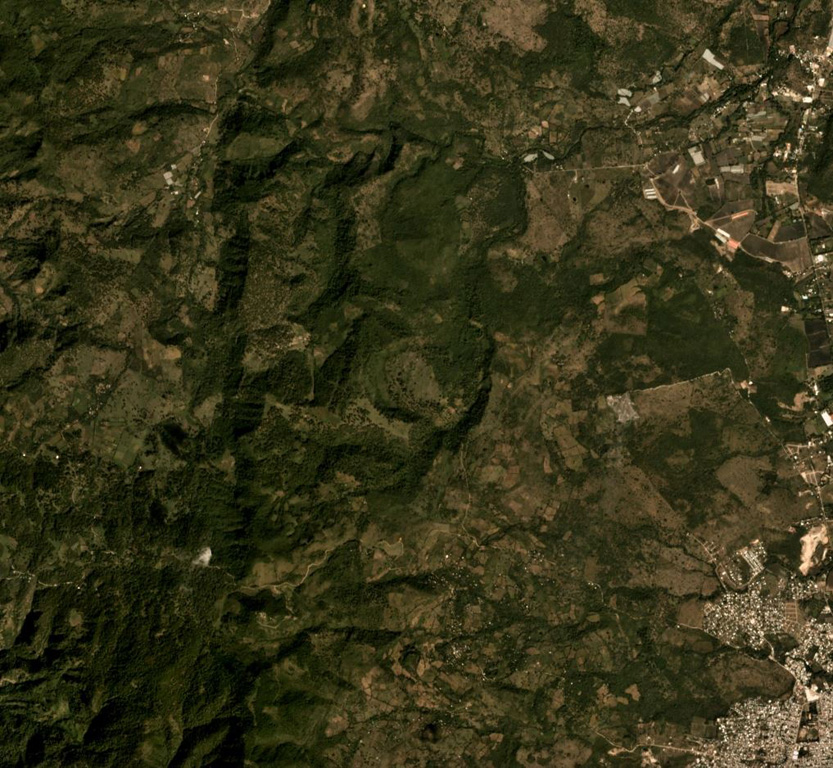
[602, 278, 648, 335]
[800, 524, 829, 576]
[480, 0, 548, 52]
[606, 393, 639, 423]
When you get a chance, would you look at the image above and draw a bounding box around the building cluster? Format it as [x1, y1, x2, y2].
[628, 7, 833, 356]
[697, 597, 833, 765]
[692, 687, 833, 766]
[716, 540, 768, 590]
[696, 552, 833, 764]
[613, 10, 833, 767]
[627, 13, 833, 516]
[689, 695, 833, 767]
[703, 578, 799, 649]
[694, 698, 803, 766]
[639, 68, 824, 274]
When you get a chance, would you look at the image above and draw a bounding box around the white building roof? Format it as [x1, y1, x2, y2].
[702, 48, 725, 70]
